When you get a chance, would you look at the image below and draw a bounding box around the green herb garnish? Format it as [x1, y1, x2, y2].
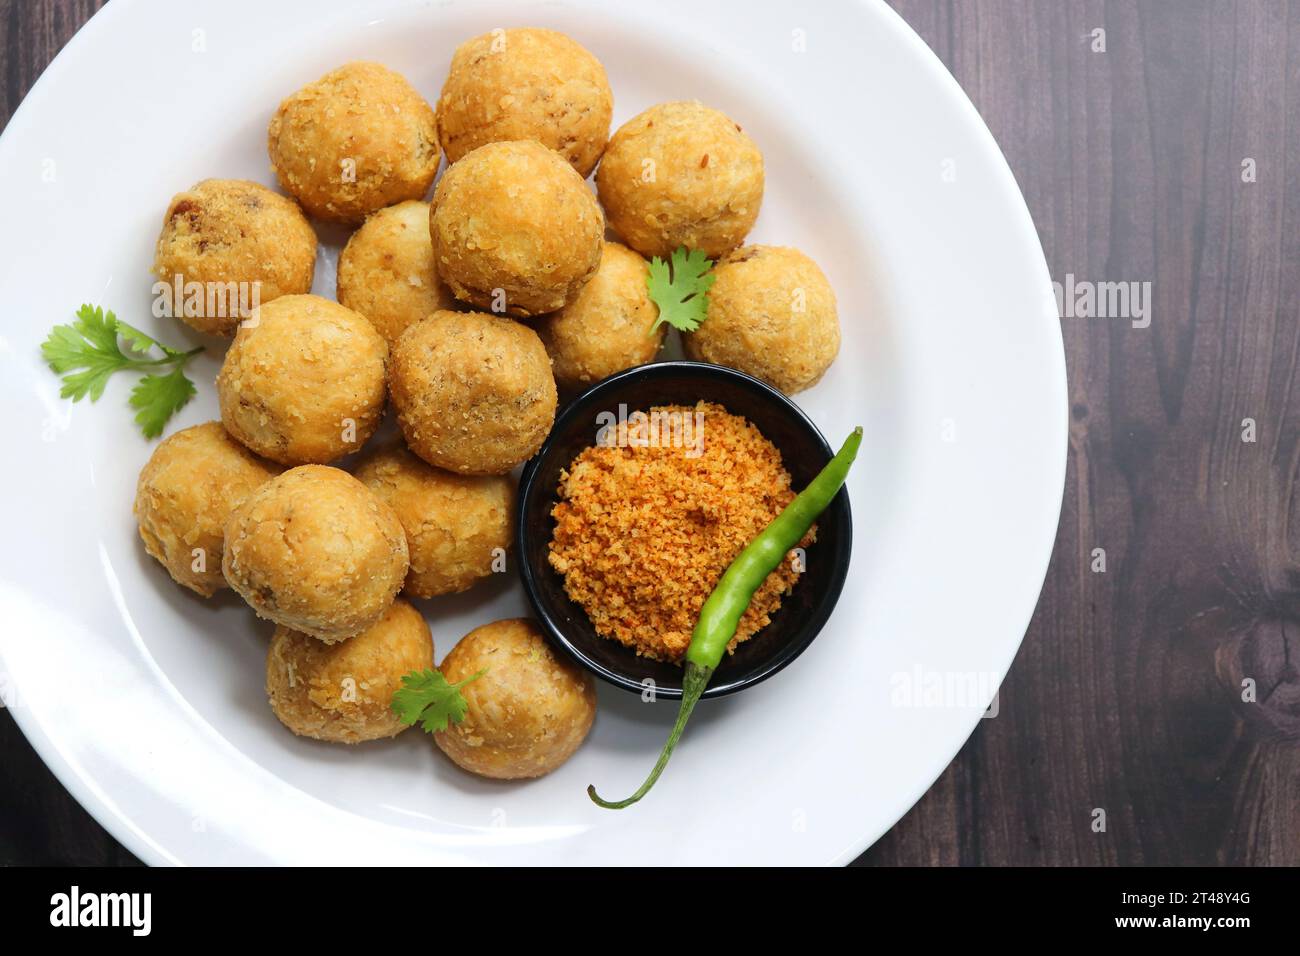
[647, 246, 715, 334]
[41, 304, 204, 438]
[391, 668, 485, 734]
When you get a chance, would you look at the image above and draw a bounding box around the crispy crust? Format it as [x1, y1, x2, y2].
[389, 309, 557, 475]
[336, 200, 458, 347]
[134, 422, 282, 596]
[266, 600, 434, 743]
[268, 61, 440, 224]
[596, 100, 764, 259]
[354, 443, 514, 598]
[153, 179, 317, 336]
[683, 245, 840, 394]
[216, 294, 389, 465]
[223, 465, 409, 643]
[436, 27, 612, 177]
[434, 618, 596, 779]
[430, 140, 604, 316]
[535, 241, 663, 392]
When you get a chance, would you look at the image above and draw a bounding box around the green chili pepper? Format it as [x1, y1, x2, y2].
[588, 425, 863, 809]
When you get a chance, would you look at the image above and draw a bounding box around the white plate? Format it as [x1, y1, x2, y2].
[0, 0, 1065, 865]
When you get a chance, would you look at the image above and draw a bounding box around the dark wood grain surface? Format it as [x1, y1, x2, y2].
[2, 0, 1297, 867]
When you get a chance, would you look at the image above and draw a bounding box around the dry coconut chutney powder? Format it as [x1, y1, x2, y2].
[548, 401, 814, 663]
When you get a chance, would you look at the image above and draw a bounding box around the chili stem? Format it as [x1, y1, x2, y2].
[587, 663, 712, 809]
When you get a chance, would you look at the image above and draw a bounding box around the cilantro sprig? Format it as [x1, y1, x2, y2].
[391, 668, 485, 734]
[647, 246, 715, 334]
[42, 304, 204, 438]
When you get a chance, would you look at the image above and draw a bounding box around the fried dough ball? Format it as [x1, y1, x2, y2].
[597, 101, 764, 259]
[153, 179, 317, 336]
[436, 27, 612, 177]
[266, 600, 433, 743]
[223, 465, 409, 643]
[268, 62, 440, 224]
[216, 294, 388, 465]
[134, 422, 282, 597]
[535, 241, 662, 392]
[683, 245, 840, 394]
[336, 200, 457, 347]
[390, 310, 557, 475]
[430, 140, 603, 316]
[434, 619, 596, 779]
[354, 444, 513, 598]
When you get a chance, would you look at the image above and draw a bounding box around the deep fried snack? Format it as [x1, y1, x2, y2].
[430, 140, 603, 316]
[434, 618, 596, 779]
[535, 241, 662, 392]
[153, 179, 316, 336]
[683, 245, 839, 394]
[354, 443, 513, 598]
[336, 200, 457, 347]
[436, 27, 612, 177]
[134, 422, 281, 597]
[389, 310, 556, 475]
[597, 101, 763, 259]
[223, 465, 409, 643]
[266, 600, 434, 743]
[217, 294, 388, 465]
[268, 62, 439, 224]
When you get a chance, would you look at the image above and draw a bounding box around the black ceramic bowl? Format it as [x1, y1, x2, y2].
[516, 361, 853, 700]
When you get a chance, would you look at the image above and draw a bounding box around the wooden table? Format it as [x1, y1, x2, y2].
[2, 0, 1295, 866]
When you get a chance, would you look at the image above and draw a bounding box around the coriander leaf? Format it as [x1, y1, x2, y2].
[56, 360, 124, 403]
[73, 303, 126, 357]
[115, 316, 196, 360]
[115, 318, 166, 357]
[41, 318, 116, 374]
[647, 246, 716, 334]
[41, 303, 205, 438]
[390, 670, 443, 724]
[391, 668, 485, 734]
[41, 307, 133, 402]
[42, 333, 127, 402]
[130, 366, 197, 438]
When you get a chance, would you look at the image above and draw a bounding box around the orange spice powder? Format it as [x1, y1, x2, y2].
[548, 401, 814, 664]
